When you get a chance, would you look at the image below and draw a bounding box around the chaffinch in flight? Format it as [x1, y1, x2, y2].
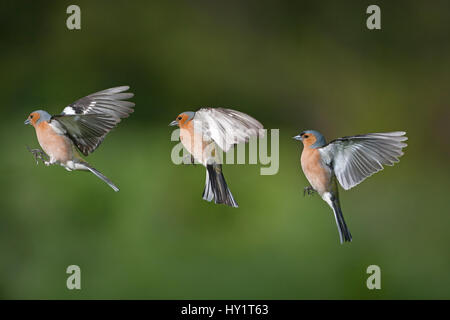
[170, 107, 264, 207]
[293, 130, 408, 243]
[24, 86, 135, 191]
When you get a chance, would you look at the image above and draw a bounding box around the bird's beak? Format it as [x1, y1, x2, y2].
[169, 120, 178, 127]
[293, 135, 302, 141]
[24, 118, 31, 125]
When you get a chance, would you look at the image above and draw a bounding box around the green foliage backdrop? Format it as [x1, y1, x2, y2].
[0, 1, 449, 299]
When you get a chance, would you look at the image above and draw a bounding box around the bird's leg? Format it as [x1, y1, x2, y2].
[26, 146, 49, 165]
[303, 186, 316, 197]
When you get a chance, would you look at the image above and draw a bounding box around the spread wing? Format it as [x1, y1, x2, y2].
[193, 107, 264, 152]
[51, 86, 135, 156]
[319, 131, 408, 190]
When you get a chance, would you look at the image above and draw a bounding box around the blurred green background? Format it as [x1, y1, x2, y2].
[0, 0, 449, 299]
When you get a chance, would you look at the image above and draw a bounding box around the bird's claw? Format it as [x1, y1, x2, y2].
[26, 146, 49, 165]
[303, 186, 316, 197]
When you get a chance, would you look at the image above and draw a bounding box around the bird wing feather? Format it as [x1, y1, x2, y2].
[51, 86, 134, 156]
[193, 107, 264, 152]
[319, 131, 408, 190]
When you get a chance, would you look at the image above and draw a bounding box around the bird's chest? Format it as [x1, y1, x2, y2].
[35, 122, 72, 163]
[179, 124, 211, 164]
[301, 148, 331, 194]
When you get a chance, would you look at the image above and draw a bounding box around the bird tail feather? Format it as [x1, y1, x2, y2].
[331, 199, 352, 243]
[203, 164, 238, 208]
[78, 162, 119, 192]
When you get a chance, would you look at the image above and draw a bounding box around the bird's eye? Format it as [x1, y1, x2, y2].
[303, 135, 309, 138]
[177, 116, 182, 120]
[30, 115, 34, 119]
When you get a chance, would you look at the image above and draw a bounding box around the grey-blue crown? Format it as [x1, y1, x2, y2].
[301, 129, 327, 148]
[32, 110, 52, 124]
[182, 111, 196, 121]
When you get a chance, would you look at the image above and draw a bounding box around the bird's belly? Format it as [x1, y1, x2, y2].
[301, 152, 331, 195]
[36, 126, 73, 163]
[304, 169, 331, 194]
[180, 128, 213, 166]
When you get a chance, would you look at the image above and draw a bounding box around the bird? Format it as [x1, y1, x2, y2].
[24, 86, 135, 192]
[169, 107, 264, 207]
[293, 130, 408, 243]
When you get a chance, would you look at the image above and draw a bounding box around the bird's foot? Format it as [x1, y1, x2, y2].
[182, 155, 196, 165]
[303, 186, 316, 197]
[26, 146, 49, 165]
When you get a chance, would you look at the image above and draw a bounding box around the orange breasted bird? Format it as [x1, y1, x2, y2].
[24, 86, 135, 191]
[170, 107, 264, 207]
[293, 130, 408, 243]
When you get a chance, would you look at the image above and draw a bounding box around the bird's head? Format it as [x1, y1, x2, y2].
[293, 130, 327, 149]
[24, 110, 51, 127]
[169, 111, 195, 127]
